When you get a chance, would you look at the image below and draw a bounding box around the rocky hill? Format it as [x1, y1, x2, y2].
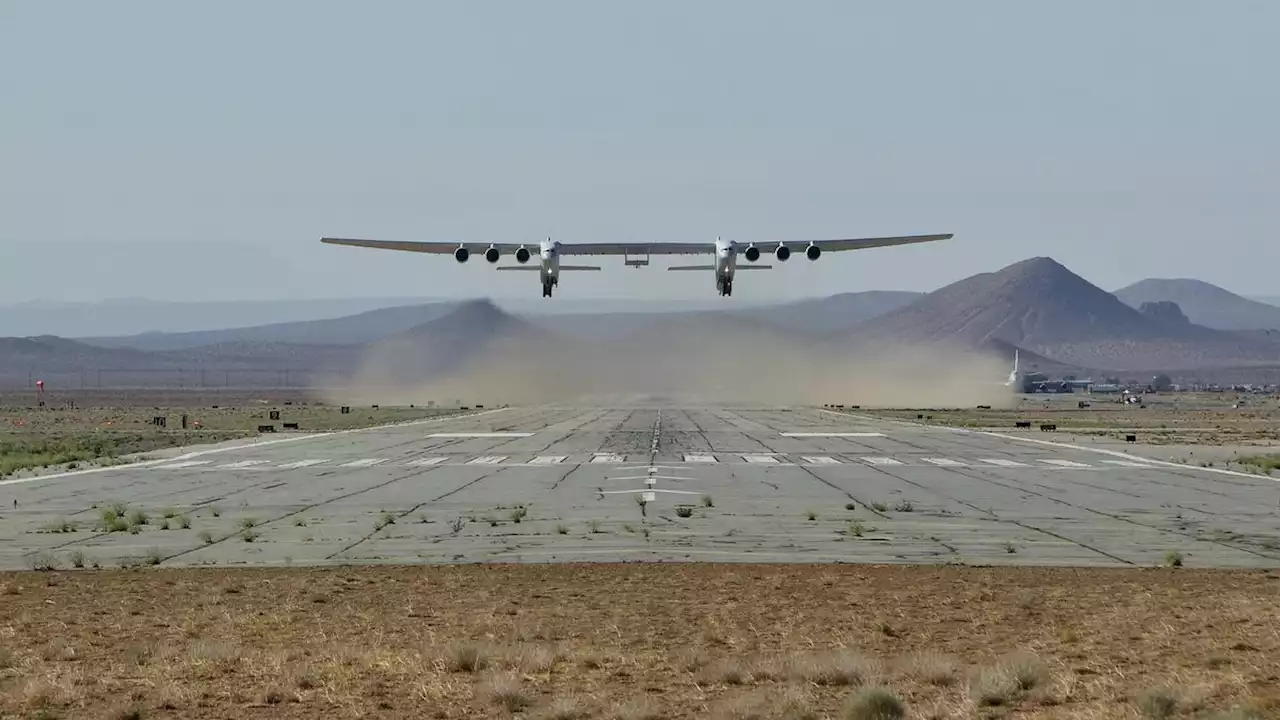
[1115, 278, 1280, 331]
[845, 257, 1280, 371]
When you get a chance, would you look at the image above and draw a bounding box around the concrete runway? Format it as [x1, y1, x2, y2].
[4, 404, 1279, 570]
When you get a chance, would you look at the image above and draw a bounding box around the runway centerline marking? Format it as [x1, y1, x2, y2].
[923, 458, 966, 466]
[1041, 459, 1092, 468]
[979, 458, 1027, 467]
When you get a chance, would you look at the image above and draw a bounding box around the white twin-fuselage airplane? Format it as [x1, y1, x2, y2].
[320, 233, 953, 297]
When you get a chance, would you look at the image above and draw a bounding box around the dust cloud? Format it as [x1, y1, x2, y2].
[309, 320, 1016, 410]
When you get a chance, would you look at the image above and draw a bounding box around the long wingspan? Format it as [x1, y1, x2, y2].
[555, 242, 710, 256]
[775, 233, 952, 251]
[320, 237, 462, 254]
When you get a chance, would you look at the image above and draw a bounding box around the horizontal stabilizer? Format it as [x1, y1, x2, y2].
[667, 265, 716, 271]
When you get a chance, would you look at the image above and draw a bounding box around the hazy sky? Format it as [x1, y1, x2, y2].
[3, 1, 1277, 304]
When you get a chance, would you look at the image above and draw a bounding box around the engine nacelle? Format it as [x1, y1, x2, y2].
[515, 246, 531, 264]
[484, 245, 500, 263]
[454, 246, 470, 263]
[744, 245, 760, 262]
[775, 245, 791, 261]
[806, 243, 821, 260]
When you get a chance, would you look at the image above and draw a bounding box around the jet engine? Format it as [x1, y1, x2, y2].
[454, 246, 470, 263]
[484, 245, 501, 263]
[806, 243, 821, 260]
[515, 246, 531, 264]
[744, 244, 760, 262]
[775, 244, 791, 261]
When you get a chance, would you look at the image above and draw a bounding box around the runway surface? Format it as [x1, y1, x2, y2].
[4, 404, 1279, 570]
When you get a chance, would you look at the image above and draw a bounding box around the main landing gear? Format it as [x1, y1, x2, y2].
[541, 277, 557, 297]
[718, 278, 733, 297]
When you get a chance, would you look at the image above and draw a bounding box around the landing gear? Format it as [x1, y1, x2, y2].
[719, 279, 733, 297]
[541, 276, 557, 298]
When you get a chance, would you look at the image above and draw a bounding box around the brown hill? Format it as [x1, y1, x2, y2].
[844, 257, 1280, 372]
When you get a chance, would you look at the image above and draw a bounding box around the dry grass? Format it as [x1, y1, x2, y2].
[0, 564, 1278, 719]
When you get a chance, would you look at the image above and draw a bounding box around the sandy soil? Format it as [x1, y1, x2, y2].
[1, 565, 1277, 719]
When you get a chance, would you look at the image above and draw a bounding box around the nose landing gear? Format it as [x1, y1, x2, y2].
[718, 277, 733, 296]
[541, 276, 558, 298]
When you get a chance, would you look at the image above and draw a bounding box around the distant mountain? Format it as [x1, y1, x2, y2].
[1251, 296, 1280, 308]
[0, 296, 444, 338]
[80, 302, 456, 351]
[1114, 278, 1280, 331]
[845, 257, 1280, 371]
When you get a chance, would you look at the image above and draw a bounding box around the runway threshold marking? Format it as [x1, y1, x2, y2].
[802, 456, 841, 465]
[780, 432, 886, 437]
[860, 456, 903, 466]
[427, 432, 533, 438]
[1040, 459, 1092, 468]
[277, 459, 330, 469]
[590, 454, 626, 463]
[0, 406, 513, 487]
[340, 458, 386, 468]
[743, 455, 779, 464]
[1100, 460, 1157, 468]
[405, 457, 448, 466]
[684, 454, 718, 463]
[467, 456, 507, 465]
[152, 460, 212, 469]
[530, 455, 567, 465]
[923, 458, 966, 466]
[979, 458, 1027, 467]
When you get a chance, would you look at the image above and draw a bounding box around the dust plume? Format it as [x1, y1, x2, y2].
[307, 310, 1016, 409]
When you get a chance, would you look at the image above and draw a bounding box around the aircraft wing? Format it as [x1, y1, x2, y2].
[321, 237, 462, 254]
[555, 242, 710, 256]
[769, 233, 953, 251]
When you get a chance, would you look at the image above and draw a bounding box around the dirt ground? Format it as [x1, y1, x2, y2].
[1, 564, 1276, 719]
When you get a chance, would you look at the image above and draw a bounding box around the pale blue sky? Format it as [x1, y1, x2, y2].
[2, 0, 1276, 303]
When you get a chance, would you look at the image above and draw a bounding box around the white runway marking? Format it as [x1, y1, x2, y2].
[1040, 459, 1091, 468]
[405, 457, 448, 466]
[530, 455, 567, 465]
[780, 432, 886, 437]
[427, 432, 532, 438]
[467, 456, 507, 465]
[1100, 460, 1157, 468]
[742, 455, 779, 464]
[860, 457, 903, 466]
[979, 458, 1027, 467]
[219, 460, 270, 469]
[802, 456, 841, 465]
[684, 454, 718, 463]
[340, 458, 386, 468]
[276, 459, 329, 469]
[590, 453, 626, 463]
[0, 407, 512, 487]
[152, 460, 212, 469]
[923, 458, 966, 466]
